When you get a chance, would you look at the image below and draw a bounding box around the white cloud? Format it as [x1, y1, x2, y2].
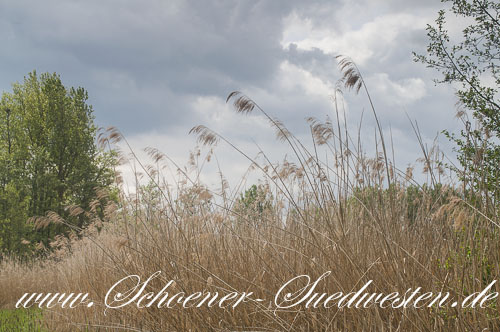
[278, 60, 334, 97]
[367, 73, 427, 106]
[282, 12, 428, 66]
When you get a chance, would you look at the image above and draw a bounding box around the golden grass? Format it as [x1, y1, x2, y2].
[1, 171, 498, 331]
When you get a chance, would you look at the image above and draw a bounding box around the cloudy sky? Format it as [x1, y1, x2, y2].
[0, 0, 463, 188]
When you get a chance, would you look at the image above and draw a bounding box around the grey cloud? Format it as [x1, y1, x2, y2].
[285, 44, 338, 82]
[1, 0, 289, 85]
[0, 0, 300, 132]
[0, 0, 463, 174]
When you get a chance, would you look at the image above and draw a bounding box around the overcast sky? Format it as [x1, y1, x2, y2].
[0, 0, 463, 189]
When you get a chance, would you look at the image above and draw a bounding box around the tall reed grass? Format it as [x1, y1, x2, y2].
[0, 57, 498, 331]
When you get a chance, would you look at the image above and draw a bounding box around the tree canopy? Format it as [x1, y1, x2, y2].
[0, 71, 116, 256]
[414, 0, 500, 207]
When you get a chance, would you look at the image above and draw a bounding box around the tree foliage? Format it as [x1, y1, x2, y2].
[0, 71, 116, 256]
[414, 0, 500, 206]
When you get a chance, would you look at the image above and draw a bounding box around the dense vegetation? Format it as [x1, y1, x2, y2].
[414, 0, 500, 209]
[0, 72, 116, 256]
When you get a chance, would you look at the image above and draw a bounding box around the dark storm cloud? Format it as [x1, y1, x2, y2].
[0, 0, 300, 132]
[0, 0, 462, 178]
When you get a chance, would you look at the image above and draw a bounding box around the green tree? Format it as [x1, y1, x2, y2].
[414, 0, 500, 207]
[0, 71, 116, 255]
[236, 184, 273, 221]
